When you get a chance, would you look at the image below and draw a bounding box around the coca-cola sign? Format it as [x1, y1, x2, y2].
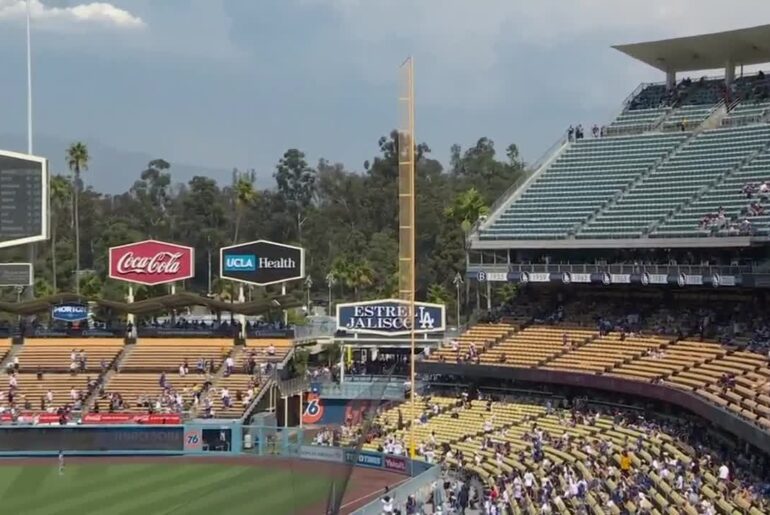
[109, 240, 194, 285]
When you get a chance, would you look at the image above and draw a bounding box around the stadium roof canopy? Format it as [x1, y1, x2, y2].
[614, 24, 770, 73]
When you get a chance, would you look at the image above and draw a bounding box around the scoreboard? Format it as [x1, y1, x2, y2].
[0, 150, 47, 249]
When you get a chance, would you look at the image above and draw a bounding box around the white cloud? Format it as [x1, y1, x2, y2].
[305, 0, 770, 106]
[0, 0, 144, 29]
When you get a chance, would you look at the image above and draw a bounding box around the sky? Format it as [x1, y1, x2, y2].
[2, 0, 770, 192]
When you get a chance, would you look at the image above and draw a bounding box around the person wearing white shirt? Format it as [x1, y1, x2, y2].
[381, 495, 394, 513]
[718, 463, 730, 482]
[178, 364, 186, 377]
[69, 388, 78, 401]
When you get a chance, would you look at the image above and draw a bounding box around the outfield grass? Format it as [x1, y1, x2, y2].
[0, 462, 332, 515]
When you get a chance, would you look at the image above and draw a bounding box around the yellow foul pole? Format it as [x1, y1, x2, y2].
[397, 57, 416, 458]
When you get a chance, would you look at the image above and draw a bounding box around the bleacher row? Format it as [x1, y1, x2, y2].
[0, 338, 292, 418]
[430, 324, 770, 432]
[479, 75, 770, 242]
[361, 396, 764, 515]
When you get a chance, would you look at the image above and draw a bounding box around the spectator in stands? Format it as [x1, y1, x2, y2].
[592, 125, 599, 138]
[178, 362, 187, 377]
[221, 387, 231, 409]
[196, 357, 205, 374]
[225, 355, 234, 376]
[267, 343, 276, 356]
[567, 125, 574, 142]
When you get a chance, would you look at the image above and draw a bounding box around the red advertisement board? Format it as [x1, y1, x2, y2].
[109, 240, 194, 285]
[383, 455, 408, 473]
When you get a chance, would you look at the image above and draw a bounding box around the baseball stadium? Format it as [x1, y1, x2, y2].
[2, 11, 770, 515]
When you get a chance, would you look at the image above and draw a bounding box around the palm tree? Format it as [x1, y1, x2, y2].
[233, 176, 256, 243]
[49, 175, 71, 292]
[66, 142, 89, 294]
[349, 259, 374, 300]
[444, 187, 490, 239]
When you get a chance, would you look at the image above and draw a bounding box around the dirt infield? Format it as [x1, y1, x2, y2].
[0, 454, 405, 514]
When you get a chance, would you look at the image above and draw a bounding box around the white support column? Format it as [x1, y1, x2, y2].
[666, 70, 676, 91]
[283, 396, 288, 427]
[281, 283, 288, 326]
[238, 284, 246, 339]
[269, 384, 274, 411]
[486, 280, 492, 310]
[725, 60, 736, 88]
[126, 285, 135, 330]
[339, 344, 345, 384]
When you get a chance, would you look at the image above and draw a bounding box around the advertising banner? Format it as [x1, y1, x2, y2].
[81, 413, 182, 425]
[299, 445, 344, 463]
[109, 240, 194, 285]
[344, 450, 384, 468]
[184, 428, 203, 452]
[302, 393, 324, 425]
[220, 240, 305, 286]
[51, 303, 89, 322]
[336, 299, 445, 336]
[383, 455, 408, 473]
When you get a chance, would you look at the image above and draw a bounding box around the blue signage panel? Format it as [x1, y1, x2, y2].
[51, 303, 89, 322]
[336, 298, 445, 336]
[344, 450, 383, 468]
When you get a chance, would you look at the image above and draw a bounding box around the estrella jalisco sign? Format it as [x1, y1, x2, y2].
[336, 298, 445, 336]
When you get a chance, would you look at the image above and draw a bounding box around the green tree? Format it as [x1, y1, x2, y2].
[66, 142, 89, 294]
[49, 175, 71, 292]
[233, 175, 257, 243]
[445, 187, 490, 237]
[274, 149, 316, 242]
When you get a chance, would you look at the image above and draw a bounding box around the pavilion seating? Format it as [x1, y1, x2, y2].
[480, 326, 597, 367]
[237, 338, 293, 371]
[8, 373, 92, 411]
[16, 338, 123, 372]
[0, 338, 11, 363]
[431, 323, 515, 361]
[102, 372, 204, 411]
[580, 124, 770, 238]
[544, 333, 670, 374]
[207, 373, 263, 417]
[119, 338, 231, 372]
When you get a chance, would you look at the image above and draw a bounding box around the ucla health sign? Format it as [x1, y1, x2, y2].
[336, 299, 446, 336]
[52, 303, 89, 322]
[220, 240, 305, 286]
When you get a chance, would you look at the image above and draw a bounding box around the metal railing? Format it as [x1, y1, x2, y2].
[292, 316, 336, 342]
[466, 262, 754, 276]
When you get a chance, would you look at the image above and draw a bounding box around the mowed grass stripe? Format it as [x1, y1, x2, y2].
[0, 463, 162, 511]
[215, 468, 332, 515]
[22, 464, 196, 515]
[106, 465, 261, 515]
[177, 468, 305, 515]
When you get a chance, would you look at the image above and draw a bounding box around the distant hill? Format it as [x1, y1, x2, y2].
[0, 133, 233, 193]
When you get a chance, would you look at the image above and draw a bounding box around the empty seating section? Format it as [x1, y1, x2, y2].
[654, 144, 770, 237]
[432, 323, 514, 361]
[479, 134, 686, 240]
[661, 104, 717, 130]
[0, 339, 10, 362]
[479, 326, 597, 367]
[17, 338, 123, 371]
[609, 108, 667, 133]
[723, 100, 770, 126]
[119, 338, 230, 371]
[544, 333, 669, 374]
[579, 125, 770, 238]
